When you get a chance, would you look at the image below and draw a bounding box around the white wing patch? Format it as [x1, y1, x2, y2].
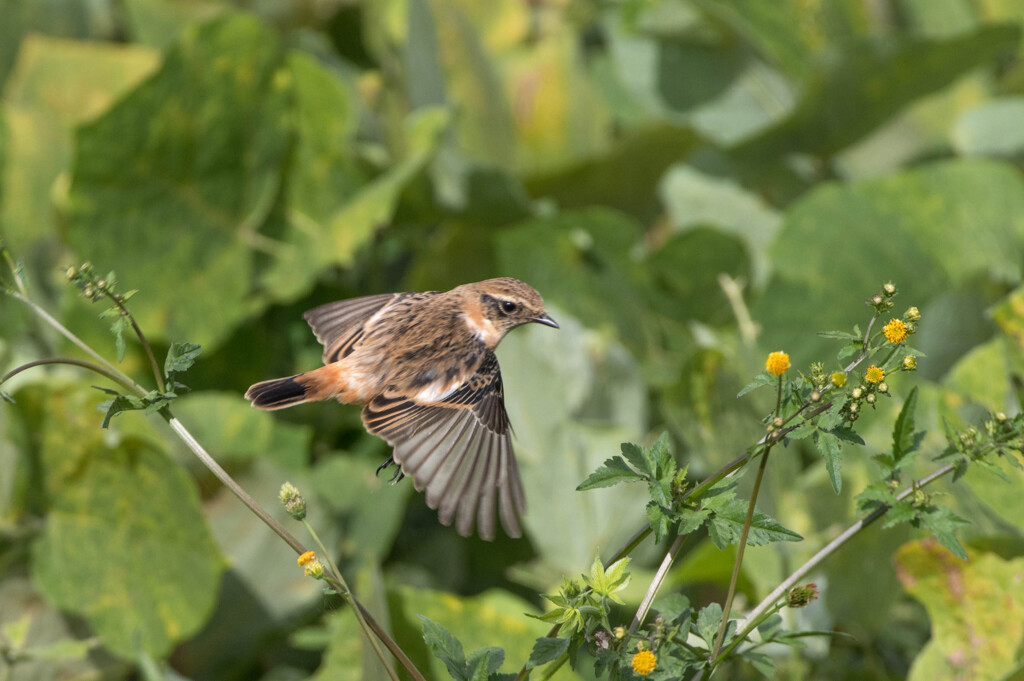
[414, 379, 460, 403]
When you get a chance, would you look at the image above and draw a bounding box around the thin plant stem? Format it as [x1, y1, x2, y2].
[101, 289, 165, 393]
[303, 521, 402, 681]
[714, 463, 955, 665]
[4, 290, 138, 391]
[710, 373, 782, 660]
[628, 533, 687, 634]
[7, 286, 427, 680]
[1, 358, 140, 397]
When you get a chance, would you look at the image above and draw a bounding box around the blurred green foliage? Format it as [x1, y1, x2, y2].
[3, 0, 1024, 679]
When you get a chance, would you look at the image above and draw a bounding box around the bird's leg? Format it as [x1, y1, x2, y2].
[375, 456, 395, 477]
[375, 456, 406, 484]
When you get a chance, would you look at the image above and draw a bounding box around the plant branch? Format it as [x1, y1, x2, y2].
[7, 286, 425, 680]
[1, 358, 141, 397]
[4, 290, 142, 392]
[304, 521, 406, 681]
[713, 463, 955, 666]
[710, 373, 782, 660]
[102, 289, 165, 393]
[629, 533, 687, 634]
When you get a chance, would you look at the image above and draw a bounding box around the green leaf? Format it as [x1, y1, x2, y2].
[814, 430, 843, 494]
[919, 507, 970, 561]
[737, 372, 776, 397]
[677, 506, 712, 536]
[620, 442, 649, 476]
[649, 431, 676, 480]
[880, 500, 918, 529]
[731, 25, 1022, 160]
[527, 637, 569, 668]
[817, 396, 848, 431]
[892, 386, 921, 464]
[785, 420, 817, 440]
[420, 616, 469, 681]
[653, 593, 691, 625]
[94, 389, 146, 428]
[896, 541, 1024, 681]
[31, 438, 223, 658]
[647, 501, 673, 544]
[164, 342, 202, 379]
[831, 426, 865, 446]
[855, 482, 897, 514]
[465, 646, 505, 680]
[707, 494, 802, 548]
[756, 159, 1024, 362]
[576, 456, 642, 490]
[741, 649, 775, 678]
[109, 314, 130, 363]
[818, 330, 861, 340]
[64, 15, 291, 350]
[696, 603, 723, 649]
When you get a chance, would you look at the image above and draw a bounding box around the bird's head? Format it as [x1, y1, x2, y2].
[458, 278, 558, 347]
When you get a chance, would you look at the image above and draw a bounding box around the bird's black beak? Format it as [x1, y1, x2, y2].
[532, 313, 559, 329]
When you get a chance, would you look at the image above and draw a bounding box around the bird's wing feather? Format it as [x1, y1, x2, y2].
[303, 294, 397, 364]
[361, 352, 524, 540]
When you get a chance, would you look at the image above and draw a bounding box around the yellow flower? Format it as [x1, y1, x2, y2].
[865, 366, 885, 383]
[298, 551, 316, 566]
[766, 351, 790, 376]
[883, 319, 908, 344]
[830, 371, 846, 387]
[632, 650, 657, 675]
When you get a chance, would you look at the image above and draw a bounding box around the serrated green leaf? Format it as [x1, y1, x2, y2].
[620, 442, 648, 474]
[527, 637, 569, 668]
[893, 386, 920, 464]
[420, 616, 469, 681]
[677, 506, 711, 535]
[466, 646, 504, 680]
[919, 507, 969, 561]
[648, 479, 672, 507]
[737, 372, 775, 397]
[164, 342, 202, 377]
[707, 496, 802, 548]
[650, 431, 675, 479]
[880, 500, 918, 529]
[653, 593, 691, 624]
[742, 650, 775, 678]
[856, 482, 897, 514]
[814, 430, 843, 494]
[110, 314, 129, 363]
[647, 501, 673, 543]
[831, 426, 865, 446]
[577, 456, 642, 490]
[696, 603, 723, 649]
[818, 330, 861, 340]
[785, 420, 817, 440]
[817, 395, 848, 430]
[96, 392, 146, 428]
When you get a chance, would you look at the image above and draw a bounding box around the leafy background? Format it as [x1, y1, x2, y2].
[2, 0, 1024, 679]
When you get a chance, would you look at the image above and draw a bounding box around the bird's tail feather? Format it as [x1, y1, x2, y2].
[245, 375, 310, 410]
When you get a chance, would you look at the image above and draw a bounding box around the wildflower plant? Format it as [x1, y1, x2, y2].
[4, 247, 1022, 681]
[510, 281, 1023, 679]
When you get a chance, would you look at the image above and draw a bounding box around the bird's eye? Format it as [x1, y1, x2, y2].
[500, 300, 518, 314]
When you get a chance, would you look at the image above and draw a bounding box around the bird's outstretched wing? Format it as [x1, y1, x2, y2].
[361, 351, 526, 540]
[303, 294, 397, 364]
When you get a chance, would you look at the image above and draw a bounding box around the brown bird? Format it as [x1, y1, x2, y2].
[245, 277, 558, 540]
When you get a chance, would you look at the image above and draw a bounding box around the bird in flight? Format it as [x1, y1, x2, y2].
[245, 278, 558, 540]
